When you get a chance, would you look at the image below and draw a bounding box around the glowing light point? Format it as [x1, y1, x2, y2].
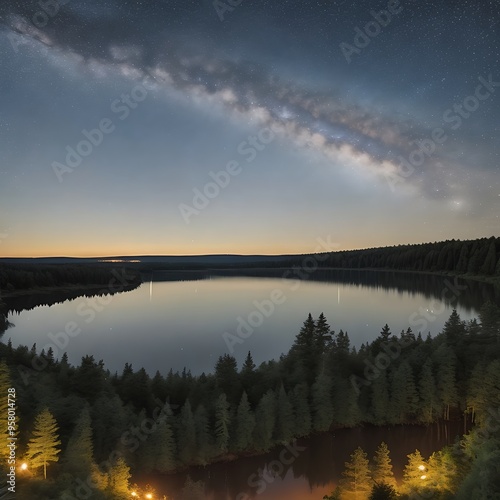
[20, 463, 28, 470]
[418, 464, 425, 471]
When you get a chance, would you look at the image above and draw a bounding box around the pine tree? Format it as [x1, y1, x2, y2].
[315, 312, 333, 352]
[372, 442, 396, 488]
[194, 404, 211, 465]
[107, 456, 131, 498]
[312, 371, 333, 431]
[336, 329, 350, 352]
[215, 354, 241, 405]
[427, 449, 457, 493]
[253, 389, 276, 452]
[63, 406, 94, 476]
[234, 392, 255, 452]
[388, 361, 419, 423]
[369, 483, 398, 499]
[456, 244, 469, 273]
[434, 345, 458, 420]
[154, 412, 176, 472]
[479, 301, 500, 339]
[418, 359, 439, 424]
[26, 407, 62, 479]
[289, 383, 311, 437]
[240, 350, 256, 384]
[370, 370, 389, 426]
[275, 384, 294, 443]
[178, 400, 196, 465]
[333, 378, 360, 427]
[214, 393, 231, 454]
[341, 447, 372, 497]
[290, 313, 318, 384]
[442, 309, 466, 343]
[479, 240, 497, 275]
[402, 449, 428, 494]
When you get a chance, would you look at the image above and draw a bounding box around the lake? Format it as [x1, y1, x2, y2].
[3, 269, 496, 375]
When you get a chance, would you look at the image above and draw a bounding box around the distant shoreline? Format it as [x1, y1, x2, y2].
[1, 266, 497, 301]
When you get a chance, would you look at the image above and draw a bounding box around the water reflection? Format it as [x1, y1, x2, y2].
[143, 421, 465, 499]
[2, 270, 497, 375]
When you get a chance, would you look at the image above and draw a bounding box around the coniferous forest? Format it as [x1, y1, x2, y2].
[0, 303, 499, 499]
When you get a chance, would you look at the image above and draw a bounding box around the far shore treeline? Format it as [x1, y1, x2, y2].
[1, 237, 500, 291]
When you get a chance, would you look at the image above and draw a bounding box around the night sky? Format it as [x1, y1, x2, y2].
[1, 0, 499, 257]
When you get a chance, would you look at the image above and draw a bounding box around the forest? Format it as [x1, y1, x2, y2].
[0, 264, 142, 294]
[0, 303, 499, 499]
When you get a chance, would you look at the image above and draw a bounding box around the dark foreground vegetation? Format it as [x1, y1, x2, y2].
[0, 302, 499, 499]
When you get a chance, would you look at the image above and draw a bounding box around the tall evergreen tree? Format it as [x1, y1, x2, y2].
[315, 312, 333, 352]
[178, 400, 196, 465]
[371, 442, 396, 488]
[479, 240, 497, 275]
[275, 384, 294, 443]
[63, 405, 94, 476]
[434, 345, 459, 420]
[370, 370, 389, 426]
[215, 354, 241, 405]
[253, 389, 276, 452]
[289, 313, 318, 385]
[402, 450, 428, 494]
[107, 456, 131, 498]
[26, 407, 62, 479]
[289, 383, 312, 437]
[418, 359, 439, 424]
[154, 417, 177, 472]
[442, 309, 466, 344]
[388, 361, 419, 423]
[479, 301, 500, 339]
[333, 378, 360, 427]
[214, 393, 231, 454]
[312, 370, 334, 431]
[194, 404, 211, 465]
[336, 329, 351, 352]
[234, 391, 255, 452]
[341, 447, 372, 498]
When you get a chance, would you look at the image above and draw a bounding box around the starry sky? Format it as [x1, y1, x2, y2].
[0, 0, 499, 257]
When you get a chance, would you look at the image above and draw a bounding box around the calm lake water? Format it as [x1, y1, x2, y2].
[4, 269, 496, 375]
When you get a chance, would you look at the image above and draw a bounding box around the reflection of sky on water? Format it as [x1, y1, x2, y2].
[7, 276, 479, 375]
